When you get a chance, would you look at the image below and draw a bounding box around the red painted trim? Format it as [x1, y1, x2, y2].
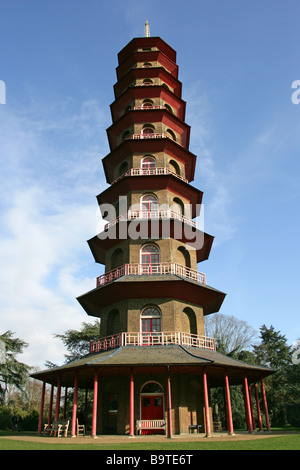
[71, 372, 78, 437]
[166, 368, 173, 438]
[203, 370, 211, 436]
[254, 383, 263, 431]
[38, 381, 46, 434]
[243, 375, 253, 432]
[261, 377, 271, 431]
[224, 371, 234, 435]
[248, 385, 256, 430]
[129, 368, 135, 436]
[91, 370, 98, 437]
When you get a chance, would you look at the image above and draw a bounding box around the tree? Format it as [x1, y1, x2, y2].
[53, 320, 100, 363]
[0, 331, 31, 405]
[253, 325, 294, 426]
[204, 314, 257, 354]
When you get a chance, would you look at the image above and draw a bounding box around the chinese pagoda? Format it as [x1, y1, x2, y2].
[33, 23, 274, 437]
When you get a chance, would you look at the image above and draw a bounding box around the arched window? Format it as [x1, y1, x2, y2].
[118, 161, 128, 177]
[140, 244, 160, 269]
[169, 159, 181, 175]
[140, 306, 162, 335]
[141, 124, 155, 138]
[141, 156, 156, 173]
[164, 103, 173, 113]
[143, 62, 152, 68]
[166, 128, 176, 141]
[142, 99, 154, 109]
[173, 197, 185, 215]
[177, 246, 191, 268]
[141, 382, 163, 394]
[140, 194, 158, 214]
[111, 248, 123, 270]
[142, 78, 153, 86]
[121, 130, 130, 141]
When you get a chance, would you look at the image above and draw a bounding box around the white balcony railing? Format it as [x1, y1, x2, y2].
[96, 263, 206, 287]
[104, 208, 196, 230]
[111, 167, 188, 185]
[89, 331, 216, 353]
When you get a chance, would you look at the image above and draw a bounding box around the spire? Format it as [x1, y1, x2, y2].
[144, 20, 150, 37]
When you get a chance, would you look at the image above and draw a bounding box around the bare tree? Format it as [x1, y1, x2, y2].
[204, 314, 258, 354]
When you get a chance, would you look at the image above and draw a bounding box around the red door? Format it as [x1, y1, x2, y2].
[141, 395, 164, 434]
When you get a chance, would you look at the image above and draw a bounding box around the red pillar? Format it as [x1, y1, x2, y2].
[224, 370, 234, 435]
[54, 376, 61, 422]
[203, 369, 211, 437]
[261, 377, 271, 431]
[71, 372, 78, 437]
[243, 374, 253, 432]
[38, 381, 46, 434]
[166, 367, 173, 438]
[129, 368, 135, 437]
[48, 384, 54, 426]
[254, 383, 263, 432]
[91, 370, 98, 438]
[248, 385, 256, 430]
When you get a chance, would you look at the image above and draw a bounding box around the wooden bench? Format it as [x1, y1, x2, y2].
[43, 419, 69, 437]
[188, 424, 202, 433]
[136, 419, 166, 435]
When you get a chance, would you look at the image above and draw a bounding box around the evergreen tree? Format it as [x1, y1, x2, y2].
[54, 320, 100, 363]
[253, 325, 294, 426]
[0, 331, 31, 405]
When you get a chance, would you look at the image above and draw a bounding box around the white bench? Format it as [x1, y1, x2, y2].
[136, 419, 166, 435]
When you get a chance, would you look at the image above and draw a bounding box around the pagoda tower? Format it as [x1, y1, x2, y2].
[33, 25, 274, 438]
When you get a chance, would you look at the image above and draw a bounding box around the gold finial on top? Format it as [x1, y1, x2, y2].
[144, 20, 150, 37]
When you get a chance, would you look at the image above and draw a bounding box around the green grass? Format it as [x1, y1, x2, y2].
[0, 430, 299, 450]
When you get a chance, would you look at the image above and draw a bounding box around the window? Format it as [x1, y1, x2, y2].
[143, 62, 152, 68]
[140, 194, 158, 214]
[141, 156, 156, 173]
[142, 99, 154, 109]
[140, 244, 160, 266]
[141, 125, 155, 137]
[141, 307, 162, 334]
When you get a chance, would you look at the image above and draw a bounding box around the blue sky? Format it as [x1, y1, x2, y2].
[0, 0, 299, 367]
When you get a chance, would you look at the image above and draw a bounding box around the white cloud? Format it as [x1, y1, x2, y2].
[0, 98, 107, 368]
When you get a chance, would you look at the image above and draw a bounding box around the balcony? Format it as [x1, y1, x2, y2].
[96, 263, 206, 287]
[111, 167, 188, 185]
[104, 208, 196, 231]
[89, 331, 216, 353]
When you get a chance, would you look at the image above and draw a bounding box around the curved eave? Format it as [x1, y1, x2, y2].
[106, 109, 191, 151]
[31, 344, 275, 388]
[96, 175, 203, 218]
[77, 275, 226, 317]
[117, 37, 177, 66]
[102, 138, 197, 183]
[113, 67, 182, 101]
[88, 220, 214, 264]
[110, 85, 186, 122]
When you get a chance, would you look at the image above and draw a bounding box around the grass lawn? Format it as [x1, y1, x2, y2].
[0, 430, 299, 450]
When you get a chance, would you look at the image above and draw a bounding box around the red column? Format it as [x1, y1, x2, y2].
[48, 384, 54, 426]
[54, 376, 61, 421]
[129, 368, 135, 437]
[224, 370, 234, 435]
[248, 385, 256, 430]
[203, 369, 211, 437]
[91, 370, 98, 438]
[261, 377, 271, 431]
[166, 367, 173, 438]
[254, 383, 263, 432]
[38, 381, 46, 434]
[243, 374, 253, 432]
[71, 372, 78, 437]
